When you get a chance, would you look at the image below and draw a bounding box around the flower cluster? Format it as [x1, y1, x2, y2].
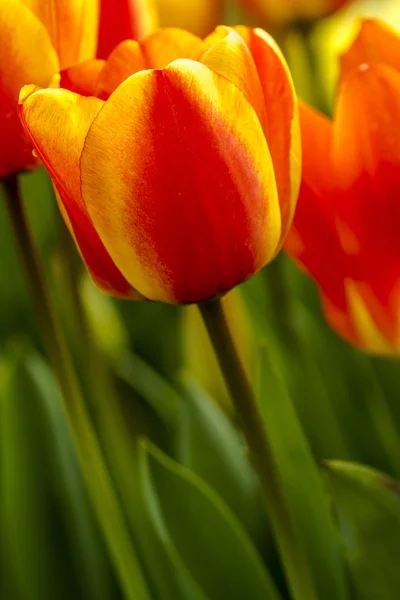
[3, 0, 400, 355]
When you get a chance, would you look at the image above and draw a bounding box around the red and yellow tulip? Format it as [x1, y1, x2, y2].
[285, 19, 400, 354]
[0, 0, 99, 179]
[19, 26, 300, 304]
[242, 0, 351, 28]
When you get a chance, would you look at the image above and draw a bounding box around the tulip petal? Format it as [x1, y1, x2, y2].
[141, 28, 205, 67]
[235, 26, 301, 247]
[96, 29, 205, 99]
[341, 20, 400, 78]
[60, 59, 105, 96]
[19, 86, 134, 298]
[201, 27, 267, 131]
[23, 0, 99, 68]
[345, 280, 400, 355]
[81, 60, 281, 303]
[333, 62, 400, 344]
[96, 40, 146, 99]
[285, 102, 349, 317]
[0, 0, 58, 178]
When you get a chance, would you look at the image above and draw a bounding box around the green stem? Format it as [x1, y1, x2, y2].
[199, 298, 318, 600]
[3, 175, 151, 600]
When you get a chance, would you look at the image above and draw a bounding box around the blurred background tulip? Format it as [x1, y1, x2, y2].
[285, 19, 400, 354]
[0, 0, 99, 179]
[97, 0, 157, 58]
[155, 0, 223, 37]
[20, 26, 301, 304]
[240, 0, 352, 28]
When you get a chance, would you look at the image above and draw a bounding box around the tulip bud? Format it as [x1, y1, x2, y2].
[0, 0, 99, 179]
[19, 26, 301, 303]
[285, 19, 400, 354]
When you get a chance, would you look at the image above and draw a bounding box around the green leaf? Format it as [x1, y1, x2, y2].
[176, 377, 267, 544]
[258, 345, 349, 600]
[0, 345, 116, 600]
[116, 352, 181, 427]
[139, 440, 281, 600]
[324, 460, 400, 600]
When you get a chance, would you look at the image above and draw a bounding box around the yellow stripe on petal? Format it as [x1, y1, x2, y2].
[0, 0, 58, 178]
[81, 60, 281, 303]
[23, 0, 100, 68]
[201, 26, 267, 131]
[346, 279, 398, 355]
[19, 86, 133, 298]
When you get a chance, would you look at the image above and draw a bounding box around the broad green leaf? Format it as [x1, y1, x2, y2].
[177, 377, 267, 544]
[295, 301, 400, 476]
[0, 345, 115, 600]
[258, 346, 349, 600]
[324, 460, 400, 600]
[139, 440, 281, 600]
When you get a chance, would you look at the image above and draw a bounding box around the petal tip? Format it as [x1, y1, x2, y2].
[19, 84, 41, 105]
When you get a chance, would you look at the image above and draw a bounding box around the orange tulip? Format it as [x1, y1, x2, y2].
[19, 26, 300, 303]
[97, 0, 157, 58]
[241, 0, 351, 28]
[285, 19, 400, 354]
[0, 0, 99, 180]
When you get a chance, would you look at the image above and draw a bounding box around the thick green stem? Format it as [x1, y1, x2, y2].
[3, 175, 151, 600]
[199, 298, 318, 600]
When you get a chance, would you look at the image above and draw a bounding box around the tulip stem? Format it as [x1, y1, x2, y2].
[2, 175, 151, 600]
[199, 298, 318, 600]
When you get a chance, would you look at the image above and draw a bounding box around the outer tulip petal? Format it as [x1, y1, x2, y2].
[23, 0, 99, 68]
[60, 59, 105, 96]
[333, 63, 400, 345]
[81, 60, 281, 303]
[235, 26, 301, 247]
[341, 20, 400, 78]
[96, 30, 205, 99]
[97, 0, 158, 59]
[18, 86, 134, 298]
[201, 27, 267, 131]
[285, 102, 350, 317]
[0, 0, 58, 178]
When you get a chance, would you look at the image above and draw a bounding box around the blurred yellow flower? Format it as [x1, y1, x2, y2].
[155, 0, 223, 37]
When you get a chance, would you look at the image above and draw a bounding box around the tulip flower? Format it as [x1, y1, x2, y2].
[285, 19, 400, 354]
[155, 0, 222, 37]
[0, 0, 99, 180]
[97, 0, 157, 59]
[241, 0, 351, 28]
[19, 26, 300, 303]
